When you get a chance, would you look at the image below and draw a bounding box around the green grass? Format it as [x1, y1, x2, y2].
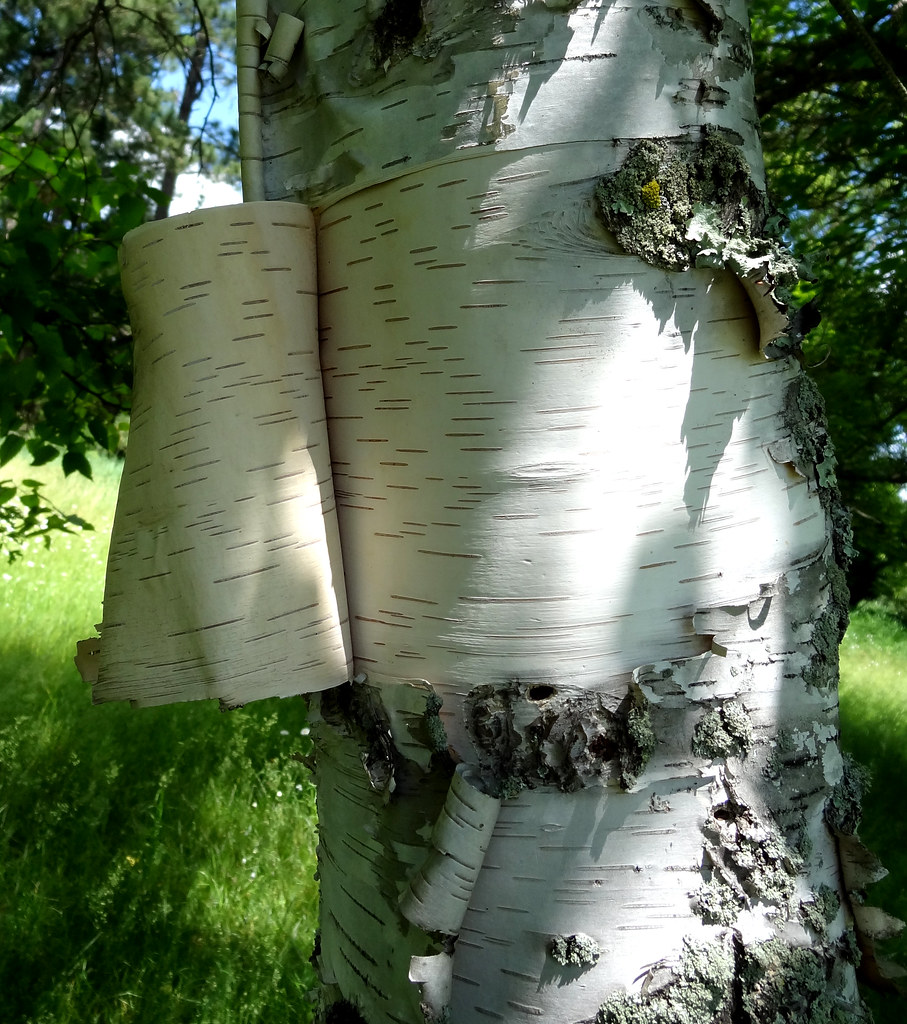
[839, 603, 907, 1023]
[1, 456, 320, 1024]
[2, 456, 905, 1022]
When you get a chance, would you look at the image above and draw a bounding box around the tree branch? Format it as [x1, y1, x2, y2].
[826, 0, 907, 112]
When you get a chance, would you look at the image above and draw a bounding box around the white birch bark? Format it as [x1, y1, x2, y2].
[91, 203, 352, 707]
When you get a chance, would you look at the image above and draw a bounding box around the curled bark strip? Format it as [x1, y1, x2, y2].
[399, 765, 501, 934]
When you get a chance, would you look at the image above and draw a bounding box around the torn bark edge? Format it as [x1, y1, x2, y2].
[593, 129, 808, 356]
[738, 269, 791, 354]
[399, 764, 502, 935]
[74, 633, 101, 684]
[409, 953, 453, 1023]
[835, 830, 907, 994]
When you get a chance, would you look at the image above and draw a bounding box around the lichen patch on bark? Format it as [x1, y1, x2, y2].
[596, 932, 870, 1024]
[549, 932, 603, 968]
[595, 129, 760, 273]
[464, 680, 655, 795]
[594, 127, 801, 349]
[704, 774, 802, 911]
[692, 700, 753, 760]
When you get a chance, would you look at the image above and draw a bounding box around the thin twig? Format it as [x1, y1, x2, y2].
[827, 0, 907, 112]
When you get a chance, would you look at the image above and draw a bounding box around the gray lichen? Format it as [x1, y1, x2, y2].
[801, 885, 841, 936]
[691, 876, 744, 926]
[780, 374, 853, 693]
[782, 374, 855, 566]
[423, 691, 448, 753]
[824, 753, 872, 835]
[619, 688, 655, 789]
[597, 937, 734, 1024]
[841, 928, 862, 966]
[692, 700, 752, 760]
[549, 932, 603, 968]
[595, 128, 796, 288]
[740, 939, 871, 1024]
[705, 797, 801, 908]
[597, 936, 870, 1024]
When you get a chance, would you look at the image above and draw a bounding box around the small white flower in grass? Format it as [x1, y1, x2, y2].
[300, 727, 310, 736]
[250, 871, 256, 880]
[296, 784, 303, 791]
[251, 801, 258, 809]
[276, 790, 283, 798]
[280, 729, 289, 736]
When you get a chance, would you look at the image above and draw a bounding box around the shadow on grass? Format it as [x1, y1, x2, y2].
[0, 640, 319, 1024]
[840, 691, 907, 1024]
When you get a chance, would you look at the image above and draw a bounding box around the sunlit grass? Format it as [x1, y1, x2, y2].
[839, 603, 907, 1024]
[0, 455, 320, 1024]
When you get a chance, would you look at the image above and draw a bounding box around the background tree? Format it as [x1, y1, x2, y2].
[0, 0, 237, 557]
[751, 0, 907, 605]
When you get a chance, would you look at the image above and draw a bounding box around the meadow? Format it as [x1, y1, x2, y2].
[0, 456, 904, 1023]
[0, 456, 319, 1024]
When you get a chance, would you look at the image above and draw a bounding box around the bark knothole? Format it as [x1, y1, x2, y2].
[643, 0, 724, 45]
[320, 676, 399, 797]
[322, 999, 370, 1024]
[704, 785, 802, 911]
[370, 0, 425, 69]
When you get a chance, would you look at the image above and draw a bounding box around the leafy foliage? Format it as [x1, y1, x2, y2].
[752, 0, 907, 603]
[0, 0, 237, 559]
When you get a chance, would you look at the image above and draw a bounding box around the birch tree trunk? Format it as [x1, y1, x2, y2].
[238, 1, 889, 1021]
[91, 0, 892, 1021]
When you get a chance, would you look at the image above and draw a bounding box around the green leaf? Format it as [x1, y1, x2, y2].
[62, 450, 93, 479]
[117, 192, 149, 230]
[27, 442, 59, 467]
[88, 417, 111, 450]
[0, 434, 25, 466]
